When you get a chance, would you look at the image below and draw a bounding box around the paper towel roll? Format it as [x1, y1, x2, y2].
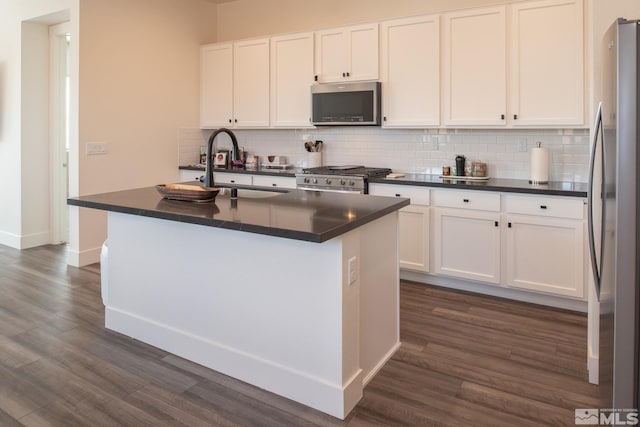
[530, 145, 549, 184]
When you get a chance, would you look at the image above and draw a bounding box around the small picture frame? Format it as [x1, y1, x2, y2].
[214, 152, 227, 167]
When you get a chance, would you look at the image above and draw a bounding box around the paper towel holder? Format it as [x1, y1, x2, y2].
[529, 141, 549, 185]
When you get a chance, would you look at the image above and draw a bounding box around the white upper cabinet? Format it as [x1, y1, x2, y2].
[200, 39, 269, 129]
[270, 32, 315, 128]
[442, 7, 507, 126]
[508, 0, 584, 126]
[315, 23, 379, 83]
[200, 43, 233, 128]
[380, 15, 440, 128]
[233, 38, 270, 128]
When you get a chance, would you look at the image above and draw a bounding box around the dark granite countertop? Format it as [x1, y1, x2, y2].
[68, 184, 409, 243]
[179, 166, 587, 197]
[370, 174, 588, 198]
[179, 165, 301, 177]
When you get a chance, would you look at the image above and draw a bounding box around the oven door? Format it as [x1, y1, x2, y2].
[297, 186, 364, 194]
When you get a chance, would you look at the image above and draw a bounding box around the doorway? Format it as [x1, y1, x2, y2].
[49, 22, 70, 244]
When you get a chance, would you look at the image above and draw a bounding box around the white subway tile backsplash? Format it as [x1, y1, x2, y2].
[182, 127, 590, 182]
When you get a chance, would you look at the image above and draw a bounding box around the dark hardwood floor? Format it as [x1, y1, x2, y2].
[0, 244, 604, 426]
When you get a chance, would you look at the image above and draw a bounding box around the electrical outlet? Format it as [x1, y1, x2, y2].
[86, 142, 108, 155]
[518, 138, 528, 152]
[433, 136, 439, 151]
[348, 256, 357, 285]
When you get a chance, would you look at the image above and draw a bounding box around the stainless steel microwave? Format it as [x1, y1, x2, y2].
[311, 81, 381, 126]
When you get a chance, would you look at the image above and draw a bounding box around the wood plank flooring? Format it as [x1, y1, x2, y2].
[0, 244, 605, 426]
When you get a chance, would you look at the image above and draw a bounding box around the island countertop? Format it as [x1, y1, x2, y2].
[68, 184, 410, 243]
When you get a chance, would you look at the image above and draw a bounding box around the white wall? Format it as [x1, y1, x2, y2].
[67, 0, 218, 265]
[0, 0, 217, 264]
[216, 0, 512, 41]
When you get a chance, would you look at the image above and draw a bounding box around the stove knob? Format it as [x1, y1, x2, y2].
[326, 178, 332, 185]
[349, 180, 355, 186]
[340, 179, 346, 185]
[303, 177, 310, 184]
[313, 178, 318, 184]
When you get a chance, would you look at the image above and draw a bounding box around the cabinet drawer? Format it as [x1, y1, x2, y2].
[252, 175, 296, 189]
[213, 172, 252, 185]
[368, 184, 430, 206]
[503, 194, 584, 220]
[432, 189, 500, 211]
[179, 170, 204, 182]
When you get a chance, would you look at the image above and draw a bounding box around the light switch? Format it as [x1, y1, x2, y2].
[348, 256, 357, 285]
[86, 142, 108, 155]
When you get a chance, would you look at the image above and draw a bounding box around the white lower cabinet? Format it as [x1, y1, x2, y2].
[213, 172, 252, 186]
[399, 206, 430, 272]
[502, 193, 585, 298]
[179, 170, 204, 182]
[432, 208, 501, 284]
[504, 215, 584, 298]
[252, 175, 296, 189]
[430, 189, 586, 300]
[368, 183, 430, 272]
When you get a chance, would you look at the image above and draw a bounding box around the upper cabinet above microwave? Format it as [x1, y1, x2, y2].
[314, 23, 379, 83]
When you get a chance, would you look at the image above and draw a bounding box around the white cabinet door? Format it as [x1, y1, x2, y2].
[369, 183, 430, 272]
[508, 0, 584, 126]
[442, 7, 506, 126]
[234, 38, 270, 128]
[200, 43, 233, 128]
[179, 170, 204, 182]
[252, 175, 296, 189]
[270, 32, 315, 128]
[315, 23, 378, 83]
[348, 23, 379, 82]
[504, 215, 584, 298]
[399, 206, 430, 272]
[433, 208, 501, 283]
[213, 172, 252, 186]
[380, 15, 440, 128]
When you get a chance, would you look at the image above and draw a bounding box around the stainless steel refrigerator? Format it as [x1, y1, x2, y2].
[589, 17, 640, 410]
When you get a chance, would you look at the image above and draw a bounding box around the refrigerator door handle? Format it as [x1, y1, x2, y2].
[587, 102, 603, 300]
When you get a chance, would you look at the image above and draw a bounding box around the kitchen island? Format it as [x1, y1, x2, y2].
[68, 184, 409, 419]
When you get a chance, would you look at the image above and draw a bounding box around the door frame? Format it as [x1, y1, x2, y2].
[49, 21, 70, 244]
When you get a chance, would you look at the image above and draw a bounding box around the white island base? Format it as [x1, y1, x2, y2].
[103, 211, 400, 419]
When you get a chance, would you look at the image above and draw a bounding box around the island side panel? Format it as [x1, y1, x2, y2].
[104, 211, 355, 418]
[359, 211, 401, 383]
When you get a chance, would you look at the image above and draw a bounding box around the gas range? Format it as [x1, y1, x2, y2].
[296, 165, 392, 194]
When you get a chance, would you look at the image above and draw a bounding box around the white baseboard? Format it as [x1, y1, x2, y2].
[0, 230, 52, 249]
[362, 341, 401, 386]
[106, 307, 360, 420]
[401, 270, 588, 313]
[67, 246, 101, 267]
[20, 231, 51, 249]
[0, 231, 21, 249]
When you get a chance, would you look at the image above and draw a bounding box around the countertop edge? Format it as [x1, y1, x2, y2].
[179, 165, 299, 177]
[68, 194, 410, 243]
[369, 177, 588, 198]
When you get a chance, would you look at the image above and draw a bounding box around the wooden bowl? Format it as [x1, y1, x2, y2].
[155, 183, 219, 202]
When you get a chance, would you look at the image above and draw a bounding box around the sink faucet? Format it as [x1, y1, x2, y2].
[203, 128, 240, 187]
